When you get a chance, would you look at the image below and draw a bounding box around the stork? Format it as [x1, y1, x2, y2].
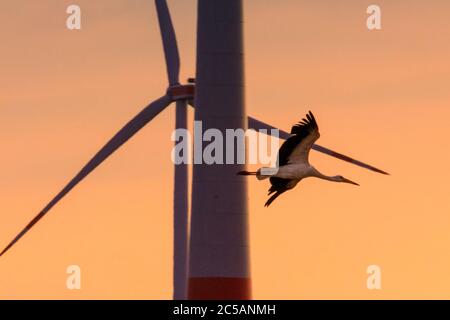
[239, 111, 360, 207]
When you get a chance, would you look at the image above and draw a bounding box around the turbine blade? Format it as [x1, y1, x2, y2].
[155, 0, 180, 86]
[0, 95, 173, 257]
[310, 144, 389, 175]
[247, 116, 290, 140]
[247, 116, 389, 175]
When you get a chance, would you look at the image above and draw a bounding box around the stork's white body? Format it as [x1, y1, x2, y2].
[266, 164, 315, 180]
[239, 111, 362, 207]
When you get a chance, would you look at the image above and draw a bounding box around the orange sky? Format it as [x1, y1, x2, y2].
[1, 0, 450, 299]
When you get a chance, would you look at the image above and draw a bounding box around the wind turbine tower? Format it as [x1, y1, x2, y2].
[188, 0, 251, 299]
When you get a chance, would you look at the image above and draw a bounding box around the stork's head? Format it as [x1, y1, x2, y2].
[335, 175, 360, 186]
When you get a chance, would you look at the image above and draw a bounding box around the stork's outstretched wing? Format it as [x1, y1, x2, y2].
[277, 111, 320, 166]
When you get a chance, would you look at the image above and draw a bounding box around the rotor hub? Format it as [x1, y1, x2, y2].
[167, 84, 195, 101]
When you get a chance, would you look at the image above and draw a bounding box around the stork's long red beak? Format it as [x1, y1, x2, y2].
[343, 178, 360, 186]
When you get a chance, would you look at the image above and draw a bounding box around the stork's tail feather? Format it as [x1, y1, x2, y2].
[237, 170, 271, 180]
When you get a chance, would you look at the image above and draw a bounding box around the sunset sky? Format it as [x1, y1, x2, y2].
[1, 0, 450, 299]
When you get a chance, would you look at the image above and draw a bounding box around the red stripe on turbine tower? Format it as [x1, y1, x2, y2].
[188, 278, 251, 300]
[188, 0, 251, 300]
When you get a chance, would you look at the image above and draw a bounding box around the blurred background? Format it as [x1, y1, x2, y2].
[0, 0, 449, 299]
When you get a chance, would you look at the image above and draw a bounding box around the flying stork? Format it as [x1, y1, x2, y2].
[239, 111, 359, 207]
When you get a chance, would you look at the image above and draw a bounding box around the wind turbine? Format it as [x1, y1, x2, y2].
[1, 0, 388, 300]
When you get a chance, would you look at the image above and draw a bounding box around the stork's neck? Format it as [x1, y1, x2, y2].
[310, 167, 339, 182]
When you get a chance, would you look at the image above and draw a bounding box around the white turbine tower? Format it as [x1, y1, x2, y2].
[1, 0, 388, 300]
[188, 0, 250, 299]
